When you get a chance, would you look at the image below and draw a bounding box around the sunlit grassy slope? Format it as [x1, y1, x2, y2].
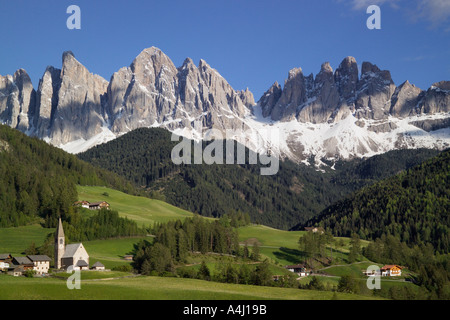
[77, 185, 194, 226]
[0, 274, 380, 300]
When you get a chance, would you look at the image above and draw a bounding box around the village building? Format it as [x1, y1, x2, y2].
[11, 257, 34, 270]
[27, 255, 52, 275]
[7, 257, 34, 276]
[285, 264, 310, 277]
[91, 261, 105, 271]
[381, 265, 403, 277]
[0, 254, 12, 271]
[0, 253, 12, 262]
[89, 201, 110, 210]
[73, 200, 90, 209]
[8, 266, 25, 277]
[54, 217, 90, 271]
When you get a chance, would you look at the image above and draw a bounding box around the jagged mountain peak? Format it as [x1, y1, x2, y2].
[433, 81, 450, 91]
[0, 49, 448, 165]
[62, 50, 75, 62]
[320, 62, 333, 74]
[288, 67, 303, 79]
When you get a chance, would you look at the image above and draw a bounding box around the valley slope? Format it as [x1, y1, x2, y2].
[78, 127, 441, 229]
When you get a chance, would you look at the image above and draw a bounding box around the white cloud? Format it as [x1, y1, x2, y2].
[340, 0, 450, 28]
[416, 0, 450, 27]
[348, 0, 402, 10]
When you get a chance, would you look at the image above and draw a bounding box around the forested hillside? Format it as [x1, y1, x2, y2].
[78, 127, 439, 230]
[304, 149, 450, 253]
[0, 125, 138, 228]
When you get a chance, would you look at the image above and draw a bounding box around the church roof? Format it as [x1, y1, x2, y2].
[62, 243, 85, 258]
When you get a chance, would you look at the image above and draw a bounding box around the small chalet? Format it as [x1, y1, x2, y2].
[89, 201, 110, 210]
[91, 261, 105, 271]
[74, 201, 90, 209]
[285, 264, 310, 277]
[381, 265, 403, 277]
[27, 255, 52, 275]
[304, 227, 325, 234]
[123, 255, 133, 261]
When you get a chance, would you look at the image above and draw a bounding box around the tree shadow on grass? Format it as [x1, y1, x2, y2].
[273, 247, 307, 265]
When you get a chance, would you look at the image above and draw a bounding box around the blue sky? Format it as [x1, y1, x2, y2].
[0, 0, 449, 99]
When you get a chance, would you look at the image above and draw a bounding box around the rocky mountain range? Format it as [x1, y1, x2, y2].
[1, 47, 449, 164]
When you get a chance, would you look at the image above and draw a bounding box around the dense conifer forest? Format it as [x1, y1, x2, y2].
[79, 127, 439, 230]
[0, 124, 138, 228]
[305, 149, 450, 253]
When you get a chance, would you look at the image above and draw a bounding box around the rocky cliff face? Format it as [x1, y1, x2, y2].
[0, 69, 36, 133]
[259, 56, 449, 124]
[49, 51, 109, 145]
[0, 48, 448, 164]
[253, 56, 449, 163]
[107, 47, 251, 138]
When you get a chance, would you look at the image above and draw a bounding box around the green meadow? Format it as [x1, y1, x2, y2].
[0, 184, 418, 300]
[0, 225, 51, 255]
[0, 274, 380, 300]
[77, 185, 194, 226]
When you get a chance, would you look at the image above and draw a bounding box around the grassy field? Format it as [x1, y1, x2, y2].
[0, 274, 380, 300]
[0, 225, 51, 255]
[0, 185, 420, 300]
[83, 236, 151, 268]
[238, 225, 305, 248]
[77, 185, 194, 227]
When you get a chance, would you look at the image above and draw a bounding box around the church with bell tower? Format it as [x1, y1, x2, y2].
[54, 217, 90, 270]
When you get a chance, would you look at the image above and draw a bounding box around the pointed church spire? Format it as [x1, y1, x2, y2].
[55, 216, 65, 269]
[56, 216, 65, 239]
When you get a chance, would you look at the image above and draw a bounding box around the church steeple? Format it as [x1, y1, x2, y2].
[54, 217, 65, 269]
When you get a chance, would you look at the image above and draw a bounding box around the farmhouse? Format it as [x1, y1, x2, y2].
[27, 255, 52, 275]
[0, 254, 12, 271]
[285, 264, 310, 277]
[8, 257, 34, 276]
[55, 217, 90, 271]
[11, 257, 34, 270]
[74, 200, 90, 208]
[89, 201, 110, 210]
[8, 266, 25, 277]
[123, 255, 133, 261]
[0, 253, 12, 262]
[381, 265, 403, 277]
